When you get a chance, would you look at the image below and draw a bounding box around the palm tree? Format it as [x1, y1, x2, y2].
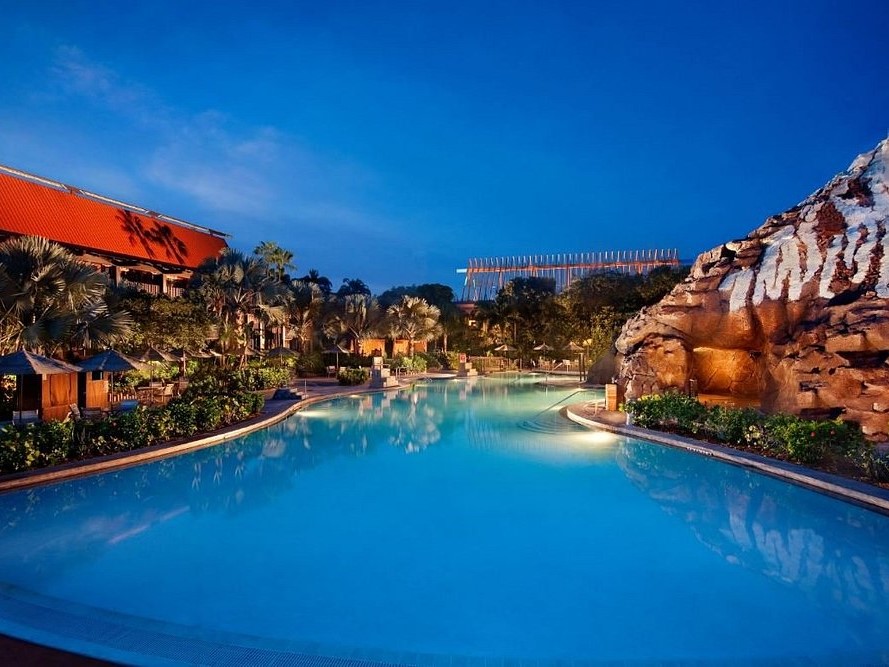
[189, 248, 286, 366]
[283, 279, 324, 352]
[300, 269, 332, 297]
[386, 296, 441, 356]
[253, 241, 295, 280]
[323, 293, 383, 355]
[0, 236, 133, 354]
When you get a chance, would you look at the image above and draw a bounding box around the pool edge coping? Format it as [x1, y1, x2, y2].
[565, 404, 889, 515]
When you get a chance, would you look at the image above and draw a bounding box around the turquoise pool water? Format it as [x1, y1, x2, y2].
[0, 375, 888, 665]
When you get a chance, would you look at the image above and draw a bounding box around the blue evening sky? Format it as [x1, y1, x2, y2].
[1, 1, 887, 295]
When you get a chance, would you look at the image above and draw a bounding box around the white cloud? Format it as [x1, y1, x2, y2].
[43, 46, 388, 231]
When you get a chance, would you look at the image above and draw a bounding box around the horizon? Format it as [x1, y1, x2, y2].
[1, 1, 888, 295]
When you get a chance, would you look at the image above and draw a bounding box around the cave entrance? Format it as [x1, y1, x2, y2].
[692, 346, 763, 405]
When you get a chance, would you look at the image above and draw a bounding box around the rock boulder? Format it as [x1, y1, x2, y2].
[616, 139, 889, 440]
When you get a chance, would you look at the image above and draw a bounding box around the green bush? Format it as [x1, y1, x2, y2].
[413, 351, 441, 371]
[627, 391, 707, 432]
[0, 388, 266, 475]
[184, 364, 289, 398]
[627, 392, 868, 469]
[761, 414, 866, 466]
[294, 351, 324, 377]
[867, 448, 889, 482]
[704, 406, 762, 446]
[391, 355, 428, 373]
[231, 363, 290, 391]
[338, 368, 369, 385]
[441, 352, 461, 370]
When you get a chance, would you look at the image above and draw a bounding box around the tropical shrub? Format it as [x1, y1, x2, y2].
[294, 351, 324, 377]
[338, 368, 369, 385]
[231, 362, 290, 391]
[625, 392, 867, 468]
[0, 389, 265, 474]
[438, 351, 459, 371]
[392, 354, 428, 373]
[414, 351, 441, 371]
[703, 406, 762, 446]
[628, 391, 708, 433]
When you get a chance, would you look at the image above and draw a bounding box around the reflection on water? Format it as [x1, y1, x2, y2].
[0, 386, 447, 578]
[0, 378, 584, 585]
[617, 440, 889, 635]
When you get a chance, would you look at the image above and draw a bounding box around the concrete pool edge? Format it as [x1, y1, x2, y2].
[565, 403, 889, 515]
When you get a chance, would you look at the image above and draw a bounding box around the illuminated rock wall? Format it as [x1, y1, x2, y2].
[616, 139, 889, 440]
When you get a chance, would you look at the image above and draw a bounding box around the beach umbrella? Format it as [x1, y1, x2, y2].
[138, 346, 176, 363]
[493, 343, 516, 353]
[138, 346, 176, 381]
[322, 344, 349, 372]
[78, 350, 147, 373]
[567, 341, 585, 379]
[266, 347, 297, 359]
[78, 350, 147, 403]
[0, 350, 82, 417]
[533, 342, 554, 371]
[0, 350, 82, 375]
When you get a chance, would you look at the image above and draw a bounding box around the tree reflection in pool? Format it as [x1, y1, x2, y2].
[0, 377, 887, 664]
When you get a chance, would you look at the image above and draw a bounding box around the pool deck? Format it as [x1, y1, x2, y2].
[565, 401, 889, 515]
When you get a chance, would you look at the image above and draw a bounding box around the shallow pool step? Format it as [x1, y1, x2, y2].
[518, 413, 585, 434]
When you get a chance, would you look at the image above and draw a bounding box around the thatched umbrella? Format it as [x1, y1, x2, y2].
[0, 350, 82, 419]
[567, 341, 585, 379]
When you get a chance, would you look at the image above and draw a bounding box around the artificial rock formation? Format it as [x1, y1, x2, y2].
[616, 138, 889, 440]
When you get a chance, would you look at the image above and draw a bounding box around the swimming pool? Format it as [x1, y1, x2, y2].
[0, 376, 887, 665]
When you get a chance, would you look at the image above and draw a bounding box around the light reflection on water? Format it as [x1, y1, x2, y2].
[0, 376, 887, 663]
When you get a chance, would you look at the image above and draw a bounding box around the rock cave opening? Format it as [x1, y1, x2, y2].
[691, 346, 763, 402]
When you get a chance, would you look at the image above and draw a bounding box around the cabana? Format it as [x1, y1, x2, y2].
[0, 350, 82, 422]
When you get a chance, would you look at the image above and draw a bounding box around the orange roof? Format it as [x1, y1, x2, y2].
[0, 167, 228, 270]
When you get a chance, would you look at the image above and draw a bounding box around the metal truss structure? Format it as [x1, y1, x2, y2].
[458, 248, 680, 301]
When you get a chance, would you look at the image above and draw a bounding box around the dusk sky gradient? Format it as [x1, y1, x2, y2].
[1, 1, 888, 295]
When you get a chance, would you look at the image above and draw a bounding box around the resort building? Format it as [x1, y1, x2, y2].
[0, 164, 228, 296]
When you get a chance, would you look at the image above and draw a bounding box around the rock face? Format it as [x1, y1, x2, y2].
[616, 139, 889, 440]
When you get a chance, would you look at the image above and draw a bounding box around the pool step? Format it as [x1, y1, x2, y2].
[518, 412, 585, 434]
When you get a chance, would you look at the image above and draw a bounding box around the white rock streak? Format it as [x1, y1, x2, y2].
[720, 140, 889, 310]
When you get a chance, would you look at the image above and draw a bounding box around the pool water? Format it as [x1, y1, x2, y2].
[0, 376, 888, 665]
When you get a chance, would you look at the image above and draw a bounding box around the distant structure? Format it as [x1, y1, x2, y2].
[457, 249, 680, 301]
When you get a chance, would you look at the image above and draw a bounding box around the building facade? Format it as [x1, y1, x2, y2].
[0, 164, 228, 295]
